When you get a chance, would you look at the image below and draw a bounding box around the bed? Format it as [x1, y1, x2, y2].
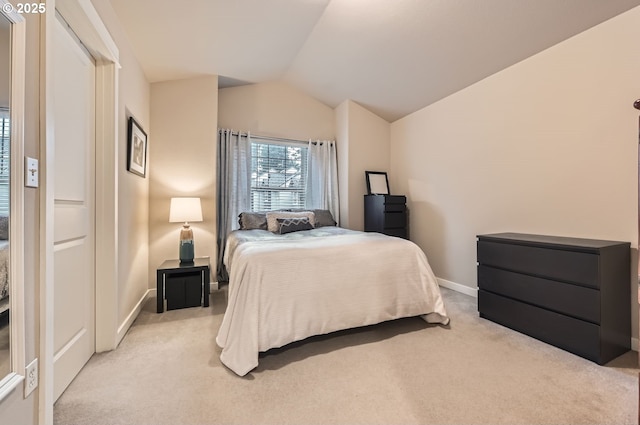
[215, 211, 449, 376]
[0, 240, 8, 326]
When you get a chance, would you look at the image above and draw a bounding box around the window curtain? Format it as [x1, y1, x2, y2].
[216, 129, 251, 282]
[305, 140, 340, 225]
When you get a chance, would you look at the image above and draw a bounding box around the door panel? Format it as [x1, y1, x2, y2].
[52, 14, 96, 401]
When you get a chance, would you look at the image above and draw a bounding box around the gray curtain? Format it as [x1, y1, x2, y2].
[216, 129, 251, 282]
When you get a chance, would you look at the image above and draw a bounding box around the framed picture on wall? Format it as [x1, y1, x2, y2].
[365, 171, 390, 195]
[127, 116, 147, 178]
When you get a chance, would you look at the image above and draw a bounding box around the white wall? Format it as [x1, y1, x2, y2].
[218, 81, 335, 141]
[149, 76, 218, 285]
[391, 7, 640, 339]
[335, 100, 390, 230]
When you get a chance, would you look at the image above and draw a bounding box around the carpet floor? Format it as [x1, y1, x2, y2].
[53, 287, 639, 425]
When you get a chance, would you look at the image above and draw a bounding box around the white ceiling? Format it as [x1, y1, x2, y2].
[109, 0, 640, 122]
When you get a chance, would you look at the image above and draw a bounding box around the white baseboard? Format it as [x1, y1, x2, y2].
[438, 277, 639, 353]
[116, 288, 153, 347]
[437, 277, 477, 298]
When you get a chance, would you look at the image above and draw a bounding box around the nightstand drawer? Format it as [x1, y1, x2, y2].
[478, 265, 600, 323]
[477, 240, 599, 288]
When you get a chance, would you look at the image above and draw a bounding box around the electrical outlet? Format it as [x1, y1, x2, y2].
[24, 358, 38, 398]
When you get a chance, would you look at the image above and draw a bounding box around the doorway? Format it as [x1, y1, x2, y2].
[40, 1, 120, 422]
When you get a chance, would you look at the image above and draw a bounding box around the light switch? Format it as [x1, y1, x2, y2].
[25, 157, 38, 188]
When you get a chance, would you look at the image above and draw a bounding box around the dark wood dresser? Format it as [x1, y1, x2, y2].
[477, 233, 631, 365]
[364, 195, 407, 239]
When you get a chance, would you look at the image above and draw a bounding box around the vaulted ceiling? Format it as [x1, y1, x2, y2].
[109, 0, 640, 122]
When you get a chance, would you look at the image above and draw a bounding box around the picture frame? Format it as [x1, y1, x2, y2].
[127, 116, 147, 178]
[365, 171, 390, 195]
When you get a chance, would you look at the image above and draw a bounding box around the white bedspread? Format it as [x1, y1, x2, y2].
[216, 227, 449, 376]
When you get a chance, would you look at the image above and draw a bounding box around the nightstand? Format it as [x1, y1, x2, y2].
[156, 257, 210, 313]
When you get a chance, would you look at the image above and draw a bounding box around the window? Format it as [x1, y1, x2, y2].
[250, 140, 308, 211]
[0, 109, 8, 216]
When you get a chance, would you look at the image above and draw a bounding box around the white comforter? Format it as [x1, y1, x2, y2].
[216, 227, 449, 376]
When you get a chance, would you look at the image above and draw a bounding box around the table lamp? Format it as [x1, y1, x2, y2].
[169, 197, 203, 264]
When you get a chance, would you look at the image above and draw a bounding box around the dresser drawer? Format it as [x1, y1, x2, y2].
[383, 211, 406, 228]
[383, 195, 406, 205]
[478, 265, 600, 323]
[384, 203, 405, 212]
[384, 227, 407, 239]
[477, 240, 599, 288]
[478, 290, 602, 363]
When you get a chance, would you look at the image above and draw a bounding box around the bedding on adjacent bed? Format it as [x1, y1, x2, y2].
[216, 227, 449, 376]
[0, 240, 9, 318]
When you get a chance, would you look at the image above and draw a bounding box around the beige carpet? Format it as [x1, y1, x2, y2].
[53, 287, 638, 425]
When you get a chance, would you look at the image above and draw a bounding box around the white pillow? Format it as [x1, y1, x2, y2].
[266, 211, 315, 233]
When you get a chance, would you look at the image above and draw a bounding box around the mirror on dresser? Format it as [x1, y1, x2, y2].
[0, 0, 25, 401]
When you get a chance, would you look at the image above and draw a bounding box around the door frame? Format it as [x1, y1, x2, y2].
[39, 0, 119, 422]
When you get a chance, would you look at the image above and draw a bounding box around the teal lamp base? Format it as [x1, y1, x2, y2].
[179, 224, 195, 264]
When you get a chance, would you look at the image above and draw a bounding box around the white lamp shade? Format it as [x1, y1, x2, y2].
[169, 197, 203, 223]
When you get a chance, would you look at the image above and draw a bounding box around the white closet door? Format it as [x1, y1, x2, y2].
[52, 13, 96, 401]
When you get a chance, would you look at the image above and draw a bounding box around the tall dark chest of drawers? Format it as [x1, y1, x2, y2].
[477, 233, 631, 365]
[364, 195, 407, 239]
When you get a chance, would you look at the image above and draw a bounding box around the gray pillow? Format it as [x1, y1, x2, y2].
[238, 212, 267, 230]
[0, 216, 8, 240]
[312, 209, 336, 227]
[277, 217, 314, 234]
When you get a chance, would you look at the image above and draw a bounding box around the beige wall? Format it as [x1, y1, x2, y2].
[335, 100, 390, 230]
[89, 0, 151, 336]
[391, 7, 640, 341]
[219, 84, 389, 232]
[149, 76, 218, 285]
[335, 101, 349, 227]
[218, 81, 335, 141]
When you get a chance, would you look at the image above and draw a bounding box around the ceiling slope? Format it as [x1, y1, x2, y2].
[109, 0, 640, 121]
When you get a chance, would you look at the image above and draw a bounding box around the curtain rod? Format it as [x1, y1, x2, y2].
[220, 130, 307, 145]
[219, 129, 333, 145]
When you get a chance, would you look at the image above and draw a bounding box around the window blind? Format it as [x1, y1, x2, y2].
[250, 140, 308, 211]
[0, 109, 9, 216]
